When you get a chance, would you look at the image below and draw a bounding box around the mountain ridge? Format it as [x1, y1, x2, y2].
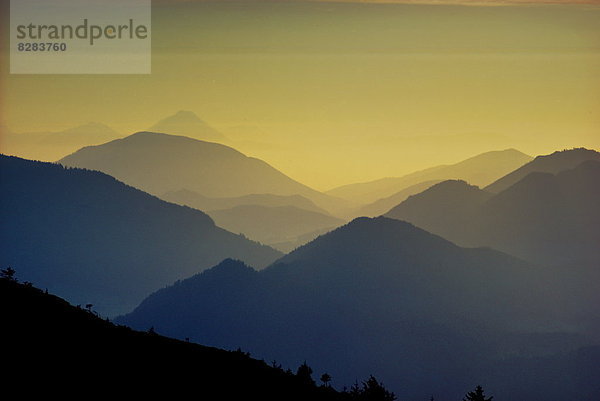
[327, 149, 531, 205]
[0, 276, 354, 400]
[386, 155, 600, 265]
[118, 216, 600, 400]
[59, 131, 352, 216]
[0, 154, 282, 316]
[485, 147, 600, 193]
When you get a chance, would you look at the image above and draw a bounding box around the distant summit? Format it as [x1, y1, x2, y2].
[485, 147, 600, 193]
[148, 110, 227, 143]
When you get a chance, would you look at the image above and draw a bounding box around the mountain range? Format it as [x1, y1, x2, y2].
[386, 149, 600, 266]
[485, 147, 600, 193]
[117, 216, 600, 400]
[327, 149, 532, 205]
[0, 155, 281, 316]
[58, 131, 350, 217]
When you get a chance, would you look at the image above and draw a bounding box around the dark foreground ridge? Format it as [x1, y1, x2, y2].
[0, 273, 399, 400]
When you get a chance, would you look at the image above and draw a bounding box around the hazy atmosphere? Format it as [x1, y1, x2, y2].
[2, 0, 599, 188]
[2, 1, 599, 400]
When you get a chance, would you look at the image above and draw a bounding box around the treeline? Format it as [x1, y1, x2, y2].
[1, 268, 491, 400]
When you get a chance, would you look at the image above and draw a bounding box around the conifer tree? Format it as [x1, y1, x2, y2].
[463, 385, 493, 401]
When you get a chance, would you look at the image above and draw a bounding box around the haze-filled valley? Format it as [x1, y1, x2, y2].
[1, 1, 599, 400]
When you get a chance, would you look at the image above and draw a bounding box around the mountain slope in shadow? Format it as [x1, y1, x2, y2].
[0, 276, 350, 400]
[58, 131, 349, 216]
[327, 149, 531, 204]
[118, 217, 600, 400]
[0, 155, 281, 316]
[386, 157, 600, 265]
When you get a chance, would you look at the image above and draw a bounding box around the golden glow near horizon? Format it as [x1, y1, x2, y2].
[1, 2, 599, 190]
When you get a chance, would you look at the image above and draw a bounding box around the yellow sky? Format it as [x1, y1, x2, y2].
[1, 1, 599, 190]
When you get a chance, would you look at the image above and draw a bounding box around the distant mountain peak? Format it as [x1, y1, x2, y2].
[148, 111, 227, 143]
[168, 110, 205, 122]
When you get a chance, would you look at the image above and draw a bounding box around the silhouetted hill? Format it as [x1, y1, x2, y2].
[148, 110, 228, 143]
[327, 149, 531, 204]
[0, 155, 281, 316]
[1, 122, 122, 162]
[118, 217, 600, 400]
[485, 148, 600, 193]
[0, 276, 349, 400]
[386, 160, 600, 265]
[207, 205, 345, 252]
[162, 189, 330, 215]
[59, 131, 349, 216]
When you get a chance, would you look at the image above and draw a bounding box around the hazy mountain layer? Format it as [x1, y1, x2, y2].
[386, 158, 600, 265]
[327, 149, 531, 204]
[162, 189, 330, 215]
[0, 155, 281, 316]
[485, 147, 600, 193]
[118, 217, 600, 400]
[59, 131, 350, 216]
[1, 122, 122, 162]
[207, 205, 345, 252]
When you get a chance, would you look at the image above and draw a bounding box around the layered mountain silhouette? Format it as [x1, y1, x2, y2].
[327, 149, 531, 205]
[148, 110, 228, 143]
[386, 155, 600, 265]
[207, 205, 345, 252]
[485, 147, 600, 193]
[0, 155, 281, 316]
[1, 122, 122, 162]
[117, 217, 600, 400]
[162, 189, 330, 215]
[58, 131, 349, 216]
[1, 276, 354, 400]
